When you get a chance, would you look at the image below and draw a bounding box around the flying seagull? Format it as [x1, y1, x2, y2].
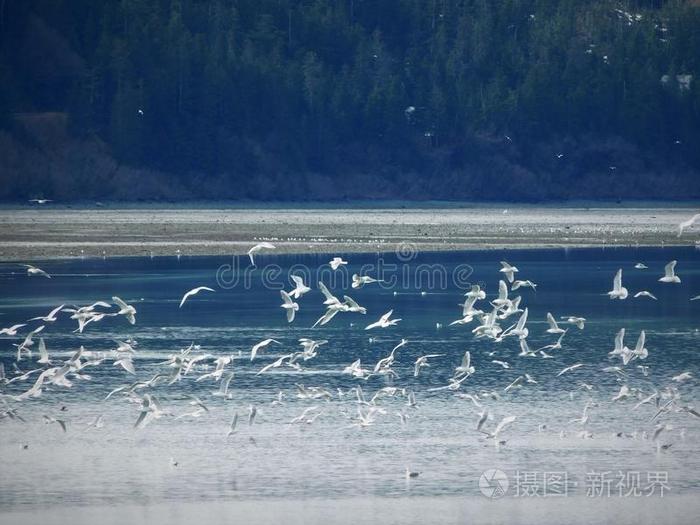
[179, 287, 215, 308]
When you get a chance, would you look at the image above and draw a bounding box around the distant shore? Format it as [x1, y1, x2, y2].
[0, 204, 697, 261]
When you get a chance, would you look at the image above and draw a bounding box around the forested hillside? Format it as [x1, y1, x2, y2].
[1, 0, 699, 201]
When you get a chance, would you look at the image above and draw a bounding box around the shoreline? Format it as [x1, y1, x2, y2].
[0, 206, 697, 261]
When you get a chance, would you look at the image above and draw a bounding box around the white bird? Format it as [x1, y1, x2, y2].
[29, 199, 52, 204]
[476, 409, 490, 432]
[28, 304, 64, 323]
[22, 264, 51, 278]
[607, 269, 628, 299]
[479, 415, 516, 442]
[250, 338, 281, 361]
[454, 350, 475, 378]
[329, 257, 348, 270]
[634, 263, 648, 269]
[691, 295, 700, 301]
[557, 363, 584, 377]
[511, 279, 537, 291]
[464, 285, 486, 300]
[112, 296, 136, 324]
[561, 316, 586, 329]
[0, 324, 26, 336]
[227, 412, 239, 436]
[343, 295, 366, 314]
[672, 372, 692, 383]
[499, 261, 519, 283]
[658, 260, 680, 283]
[247, 242, 276, 266]
[352, 273, 380, 289]
[678, 212, 700, 237]
[37, 338, 50, 364]
[179, 286, 215, 308]
[280, 290, 299, 322]
[634, 291, 658, 300]
[365, 310, 401, 330]
[546, 313, 566, 334]
[413, 354, 445, 377]
[288, 275, 311, 299]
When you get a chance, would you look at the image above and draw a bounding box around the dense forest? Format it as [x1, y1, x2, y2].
[1, 0, 699, 202]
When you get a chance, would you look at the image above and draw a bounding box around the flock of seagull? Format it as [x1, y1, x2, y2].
[1, 240, 699, 479]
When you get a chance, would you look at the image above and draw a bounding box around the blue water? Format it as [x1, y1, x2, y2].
[0, 248, 699, 513]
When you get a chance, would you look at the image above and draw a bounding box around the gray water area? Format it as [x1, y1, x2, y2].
[0, 247, 698, 524]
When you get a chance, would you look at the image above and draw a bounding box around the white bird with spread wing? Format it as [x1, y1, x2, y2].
[247, 242, 276, 266]
[112, 296, 136, 324]
[179, 286, 215, 308]
[658, 260, 680, 283]
[22, 264, 51, 278]
[365, 310, 401, 330]
[607, 269, 628, 299]
[288, 275, 311, 299]
[280, 290, 299, 322]
[499, 261, 519, 283]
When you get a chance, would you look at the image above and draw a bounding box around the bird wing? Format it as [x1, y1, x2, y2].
[494, 415, 516, 437]
[613, 269, 622, 291]
[498, 280, 508, 300]
[291, 275, 304, 287]
[664, 260, 676, 278]
[112, 296, 129, 310]
[280, 290, 294, 306]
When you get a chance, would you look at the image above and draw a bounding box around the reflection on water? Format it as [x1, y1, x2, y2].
[0, 248, 698, 520]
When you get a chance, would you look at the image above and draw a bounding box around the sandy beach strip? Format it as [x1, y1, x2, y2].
[0, 205, 697, 260]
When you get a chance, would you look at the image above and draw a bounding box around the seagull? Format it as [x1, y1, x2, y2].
[465, 285, 486, 300]
[413, 354, 445, 377]
[247, 242, 276, 266]
[29, 199, 52, 204]
[329, 257, 348, 270]
[499, 261, 519, 283]
[511, 280, 537, 291]
[179, 286, 215, 308]
[250, 338, 281, 361]
[343, 296, 366, 314]
[22, 265, 51, 278]
[112, 296, 136, 324]
[658, 260, 680, 283]
[546, 313, 566, 334]
[557, 363, 584, 377]
[280, 290, 299, 322]
[227, 413, 239, 436]
[405, 467, 420, 479]
[37, 338, 50, 364]
[352, 273, 381, 289]
[28, 304, 65, 323]
[0, 324, 26, 336]
[476, 409, 490, 432]
[561, 316, 586, 329]
[288, 275, 311, 299]
[634, 291, 658, 300]
[479, 415, 516, 442]
[454, 350, 475, 378]
[672, 372, 692, 383]
[678, 213, 700, 237]
[607, 269, 628, 299]
[634, 263, 648, 269]
[365, 310, 401, 330]
[43, 415, 67, 432]
[248, 405, 257, 426]
[691, 295, 700, 301]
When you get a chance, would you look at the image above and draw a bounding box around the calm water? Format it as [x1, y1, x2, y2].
[0, 248, 699, 522]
